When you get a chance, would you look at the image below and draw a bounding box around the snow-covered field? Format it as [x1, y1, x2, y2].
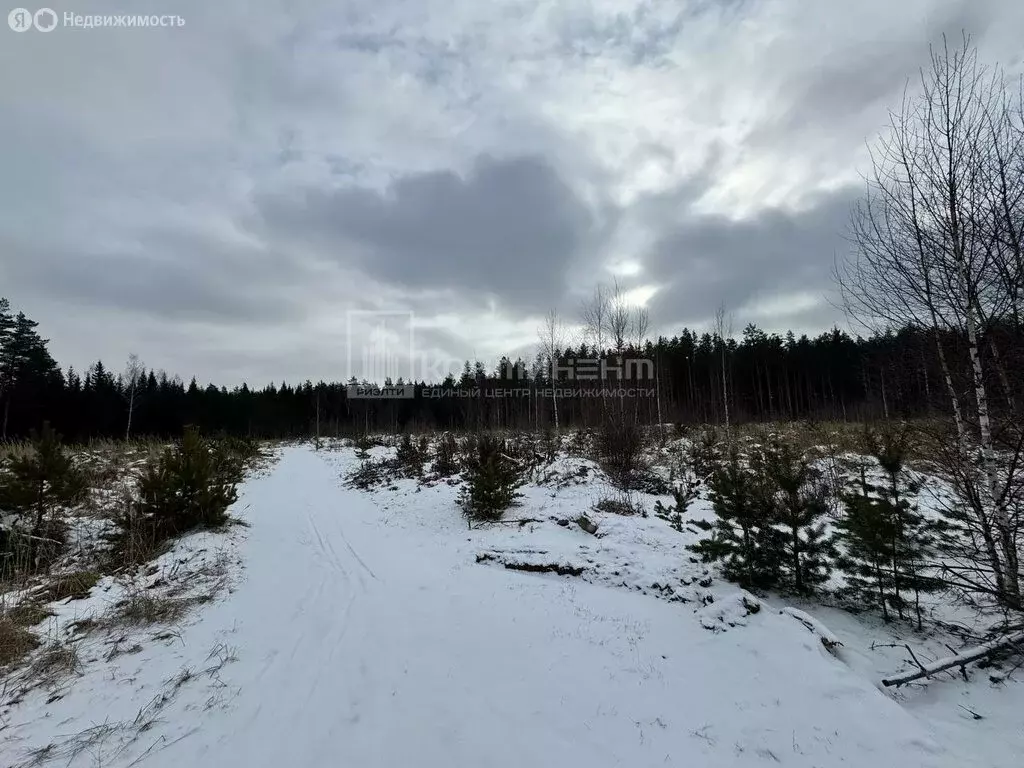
[3, 443, 1021, 767]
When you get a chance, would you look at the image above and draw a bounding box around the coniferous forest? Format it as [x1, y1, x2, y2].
[3, 292, 1022, 441]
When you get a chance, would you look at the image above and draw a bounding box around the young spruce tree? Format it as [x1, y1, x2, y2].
[132, 428, 238, 541]
[690, 446, 781, 589]
[432, 432, 460, 477]
[835, 428, 942, 627]
[0, 422, 86, 570]
[458, 434, 523, 524]
[752, 437, 833, 594]
[396, 433, 425, 477]
[654, 473, 700, 533]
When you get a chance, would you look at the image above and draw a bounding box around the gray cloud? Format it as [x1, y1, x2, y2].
[2, 234, 304, 324]
[2, 0, 1022, 384]
[749, 0, 1007, 154]
[641, 184, 857, 332]
[256, 155, 599, 313]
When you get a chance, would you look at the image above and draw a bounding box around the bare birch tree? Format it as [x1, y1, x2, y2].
[633, 306, 662, 434]
[836, 34, 1023, 608]
[538, 309, 565, 431]
[634, 306, 650, 351]
[581, 283, 610, 356]
[581, 283, 613, 423]
[608, 279, 632, 356]
[713, 303, 733, 430]
[124, 353, 144, 441]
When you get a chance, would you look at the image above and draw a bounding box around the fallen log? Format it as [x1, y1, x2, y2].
[475, 552, 585, 577]
[490, 518, 543, 526]
[882, 630, 1024, 688]
[781, 607, 843, 655]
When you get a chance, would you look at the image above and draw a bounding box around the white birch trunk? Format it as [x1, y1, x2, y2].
[551, 364, 559, 433]
[965, 300, 1020, 604]
[125, 384, 135, 440]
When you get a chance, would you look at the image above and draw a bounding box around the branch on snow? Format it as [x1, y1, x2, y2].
[882, 630, 1024, 687]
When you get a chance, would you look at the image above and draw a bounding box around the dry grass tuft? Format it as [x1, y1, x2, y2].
[725, 419, 947, 464]
[14, 722, 121, 768]
[5, 602, 54, 627]
[0, 616, 40, 667]
[37, 571, 101, 603]
[28, 641, 82, 686]
[0, 440, 34, 463]
[593, 495, 642, 516]
[108, 590, 193, 627]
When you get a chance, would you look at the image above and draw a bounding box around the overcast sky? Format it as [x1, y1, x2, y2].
[2, 0, 1022, 386]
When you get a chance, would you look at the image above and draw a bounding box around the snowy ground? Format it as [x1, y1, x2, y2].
[2, 443, 1021, 767]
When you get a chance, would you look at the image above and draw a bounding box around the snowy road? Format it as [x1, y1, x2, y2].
[4, 446, 983, 767]
[179, 446, 958, 768]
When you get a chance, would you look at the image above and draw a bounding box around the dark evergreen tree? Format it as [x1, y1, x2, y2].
[396, 433, 418, 472]
[687, 427, 721, 482]
[128, 428, 238, 546]
[0, 298, 13, 373]
[869, 428, 944, 628]
[458, 434, 523, 523]
[432, 432, 460, 477]
[0, 311, 60, 438]
[690, 447, 781, 589]
[752, 436, 833, 594]
[395, 432, 429, 476]
[417, 435, 430, 471]
[0, 297, 13, 440]
[0, 422, 86, 572]
[835, 465, 899, 621]
[353, 432, 372, 460]
[835, 429, 943, 627]
[654, 474, 700, 532]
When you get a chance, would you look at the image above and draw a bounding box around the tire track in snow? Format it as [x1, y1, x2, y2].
[335, 522, 380, 583]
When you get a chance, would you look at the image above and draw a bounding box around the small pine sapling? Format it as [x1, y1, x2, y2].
[458, 434, 524, 524]
[654, 472, 700, 532]
[689, 447, 781, 590]
[540, 426, 559, 464]
[353, 433, 372, 460]
[131, 428, 238, 542]
[871, 428, 944, 628]
[687, 427, 721, 483]
[752, 436, 834, 594]
[0, 422, 86, 571]
[432, 432, 460, 477]
[396, 433, 425, 477]
[835, 464, 898, 621]
[835, 428, 943, 627]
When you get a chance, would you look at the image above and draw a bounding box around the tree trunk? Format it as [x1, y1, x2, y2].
[986, 332, 1016, 414]
[933, 325, 968, 445]
[126, 385, 135, 440]
[965, 301, 1021, 606]
[655, 351, 664, 443]
[721, 346, 729, 430]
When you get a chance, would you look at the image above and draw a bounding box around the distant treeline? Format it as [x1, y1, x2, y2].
[4, 296, 1022, 440]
